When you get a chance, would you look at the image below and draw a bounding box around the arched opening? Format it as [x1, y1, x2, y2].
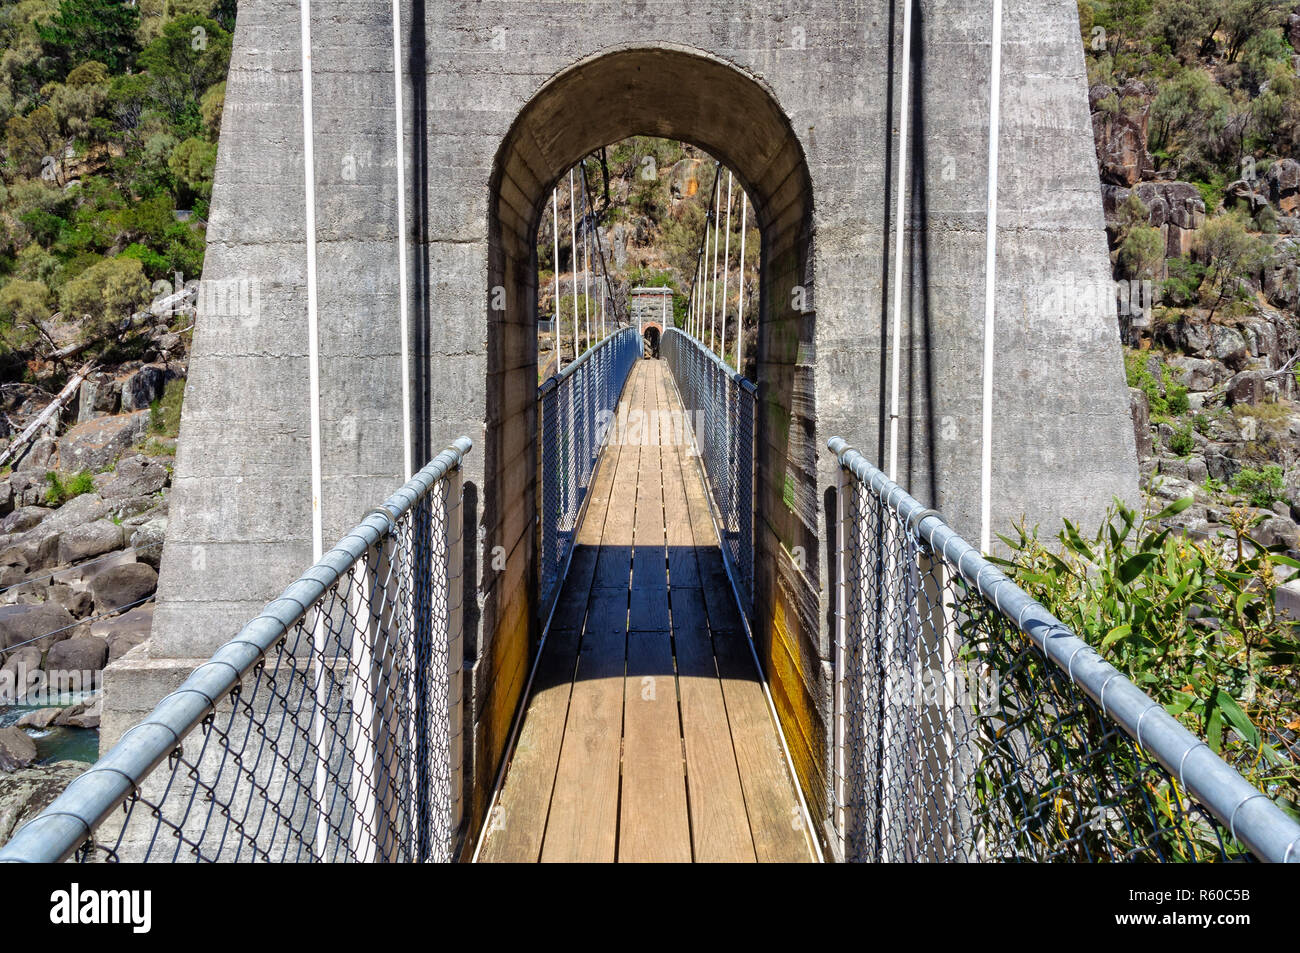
[479, 45, 816, 830]
[642, 324, 660, 358]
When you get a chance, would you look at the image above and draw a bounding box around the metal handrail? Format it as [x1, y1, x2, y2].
[829, 436, 1300, 863]
[0, 437, 473, 864]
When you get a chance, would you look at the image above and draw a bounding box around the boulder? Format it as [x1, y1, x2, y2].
[1226, 370, 1266, 406]
[0, 646, 42, 702]
[128, 518, 166, 569]
[47, 584, 93, 619]
[101, 455, 168, 500]
[52, 697, 100, 729]
[90, 562, 157, 613]
[1266, 157, 1300, 215]
[1187, 456, 1209, 484]
[1255, 517, 1299, 550]
[1223, 178, 1269, 214]
[14, 435, 56, 473]
[1129, 387, 1153, 460]
[119, 364, 166, 412]
[0, 727, 37, 773]
[9, 472, 46, 507]
[0, 478, 11, 516]
[1167, 356, 1217, 391]
[1210, 326, 1249, 366]
[0, 602, 75, 652]
[15, 708, 61, 730]
[45, 636, 108, 674]
[0, 506, 48, 535]
[92, 604, 153, 662]
[56, 411, 149, 473]
[0, 761, 86, 844]
[57, 519, 124, 565]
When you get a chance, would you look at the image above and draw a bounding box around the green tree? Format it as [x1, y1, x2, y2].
[1118, 224, 1165, 280]
[38, 0, 140, 73]
[58, 255, 150, 340]
[137, 14, 231, 128]
[1197, 209, 1268, 316]
[5, 104, 62, 176]
[0, 278, 50, 353]
[167, 135, 216, 201]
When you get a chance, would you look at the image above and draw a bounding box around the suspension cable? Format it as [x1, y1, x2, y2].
[683, 160, 722, 341]
[298, 0, 323, 561]
[887, 0, 914, 485]
[980, 0, 1004, 554]
[736, 192, 747, 370]
[552, 188, 562, 371]
[709, 172, 722, 351]
[569, 169, 578, 355]
[390, 0, 412, 480]
[720, 171, 734, 368]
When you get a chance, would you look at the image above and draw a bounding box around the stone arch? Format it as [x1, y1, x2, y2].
[481, 43, 816, 817]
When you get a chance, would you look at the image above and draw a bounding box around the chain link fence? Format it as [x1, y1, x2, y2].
[0, 438, 472, 864]
[538, 327, 640, 617]
[661, 327, 755, 607]
[829, 437, 1300, 863]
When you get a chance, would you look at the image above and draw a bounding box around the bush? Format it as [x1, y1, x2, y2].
[1169, 421, 1195, 455]
[58, 255, 150, 340]
[148, 376, 184, 437]
[1231, 464, 1286, 507]
[994, 497, 1300, 820]
[44, 469, 95, 506]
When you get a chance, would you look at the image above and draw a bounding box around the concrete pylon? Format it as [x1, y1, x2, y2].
[106, 0, 1137, 853]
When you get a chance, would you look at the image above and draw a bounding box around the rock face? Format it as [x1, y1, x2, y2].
[0, 761, 86, 846]
[1092, 106, 1153, 186]
[0, 727, 37, 772]
[119, 364, 167, 412]
[101, 455, 168, 500]
[56, 411, 149, 473]
[1266, 158, 1300, 215]
[90, 562, 157, 613]
[1132, 182, 1206, 257]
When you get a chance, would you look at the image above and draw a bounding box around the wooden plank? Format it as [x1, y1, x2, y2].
[670, 587, 756, 862]
[618, 632, 691, 862]
[629, 585, 670, 631]
[541, 619, 626, 862]
[712, 630, 815, 862]
[478, 629, 581, 862]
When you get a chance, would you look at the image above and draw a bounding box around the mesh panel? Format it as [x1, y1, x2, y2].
[661, 328, 755, 608]
[538, 328, 640, 615]
[0, 444, 469, 864]
[831, 461, 1250, 862]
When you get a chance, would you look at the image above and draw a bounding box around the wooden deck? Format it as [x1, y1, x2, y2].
[478, 359, 816, 863]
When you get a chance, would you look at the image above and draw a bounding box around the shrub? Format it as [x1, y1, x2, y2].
[44, 469, 95, 506]
[1231, 464, 1286, 507]
[148, 377, 184, 437]
[1169, 421, 1195, 455]
[58, 255, 150, 340]
[993, 497, 1300, 820]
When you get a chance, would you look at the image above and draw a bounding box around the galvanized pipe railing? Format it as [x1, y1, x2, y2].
[661, 326, 755, 607]
[538, 326, 640, 617]
[0, 437, 473, 864]
[829, 436, 1300, 863]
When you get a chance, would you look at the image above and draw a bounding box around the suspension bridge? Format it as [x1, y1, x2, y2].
[1, 0, 1299, 863]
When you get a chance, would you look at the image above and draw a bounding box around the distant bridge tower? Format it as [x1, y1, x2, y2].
[630, 286, 673, 336]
